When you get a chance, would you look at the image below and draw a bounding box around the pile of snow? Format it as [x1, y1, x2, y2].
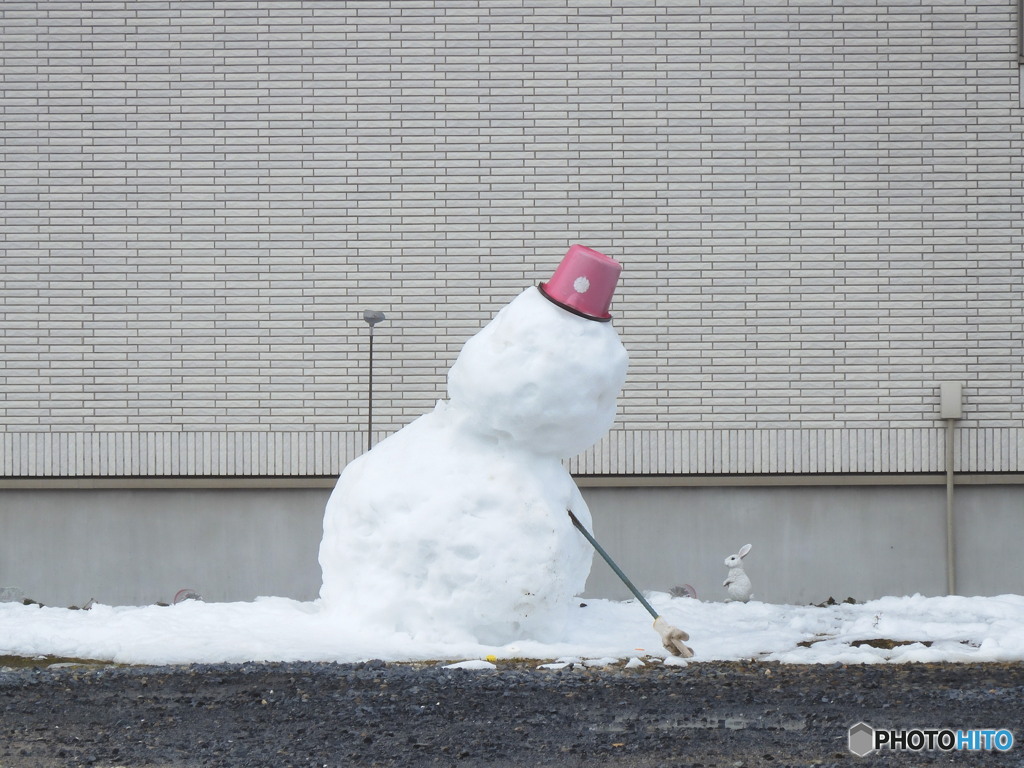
[3, 592, 1022, 667]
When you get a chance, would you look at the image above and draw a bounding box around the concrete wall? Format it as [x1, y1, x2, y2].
[583, 483, 1024, 604]
[0, 487, 327, 606]
[2, 480, 1019, 608]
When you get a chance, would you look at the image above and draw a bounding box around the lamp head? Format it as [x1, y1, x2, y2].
[363, 310, 386, 326]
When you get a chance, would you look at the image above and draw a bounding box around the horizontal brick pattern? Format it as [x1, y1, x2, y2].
[1, 430, 363, 477]
[570, 427, 1024, 475]
[2, 1, 1022, 476]
[2, 427, 1022, 476]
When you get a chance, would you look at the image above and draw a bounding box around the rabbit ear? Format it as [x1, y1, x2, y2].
[739, 543, 752, 558]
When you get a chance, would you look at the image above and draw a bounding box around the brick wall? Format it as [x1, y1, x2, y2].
[2, 0, 1022, 477]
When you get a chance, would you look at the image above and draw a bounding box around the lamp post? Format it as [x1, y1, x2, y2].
[363, 310, 386, 452]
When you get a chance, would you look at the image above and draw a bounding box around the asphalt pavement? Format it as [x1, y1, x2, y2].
[1, 658, 1022, 767]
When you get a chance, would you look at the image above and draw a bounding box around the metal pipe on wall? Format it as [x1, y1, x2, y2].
[945, 418, 957, 596]
[940, 381, 964, 596]
[1019, 0, 1023, 64]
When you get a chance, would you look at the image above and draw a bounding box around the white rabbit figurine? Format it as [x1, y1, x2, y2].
[723, 543, 753, 602]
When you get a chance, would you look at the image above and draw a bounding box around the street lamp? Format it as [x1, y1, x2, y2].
[363, 310, 386, 452]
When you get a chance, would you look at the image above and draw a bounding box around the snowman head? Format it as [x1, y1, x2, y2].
[447, 287, 628, 458]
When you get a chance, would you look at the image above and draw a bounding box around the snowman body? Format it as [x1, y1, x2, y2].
[318, 287, 628, 644]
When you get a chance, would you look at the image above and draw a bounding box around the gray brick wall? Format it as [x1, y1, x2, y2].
[2, 0, 1022, 476]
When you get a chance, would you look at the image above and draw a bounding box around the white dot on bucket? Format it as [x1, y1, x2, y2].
[573, 276, 590, 293]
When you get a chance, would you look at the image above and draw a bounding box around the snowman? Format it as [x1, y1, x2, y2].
[318, 246, 630, 645]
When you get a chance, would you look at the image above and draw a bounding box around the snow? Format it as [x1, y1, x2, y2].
[3, 592, 1023, 667]
[443, 659, 497, 670]
[318, 287, 628, 645]
[445, 286, 628, 459]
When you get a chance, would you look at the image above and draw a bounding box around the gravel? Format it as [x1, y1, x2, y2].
[2, 658, 1022, 767]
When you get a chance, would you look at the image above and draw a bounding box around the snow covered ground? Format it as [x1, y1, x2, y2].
[3, 592, 1022, 667]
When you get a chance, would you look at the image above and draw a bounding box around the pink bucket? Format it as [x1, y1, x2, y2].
[538, 244, 621, 322]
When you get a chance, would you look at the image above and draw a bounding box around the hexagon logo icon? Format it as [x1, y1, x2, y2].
[849, 721, 875, 757]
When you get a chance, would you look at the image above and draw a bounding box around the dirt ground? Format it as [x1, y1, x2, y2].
[1, 658, 1022, 767]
